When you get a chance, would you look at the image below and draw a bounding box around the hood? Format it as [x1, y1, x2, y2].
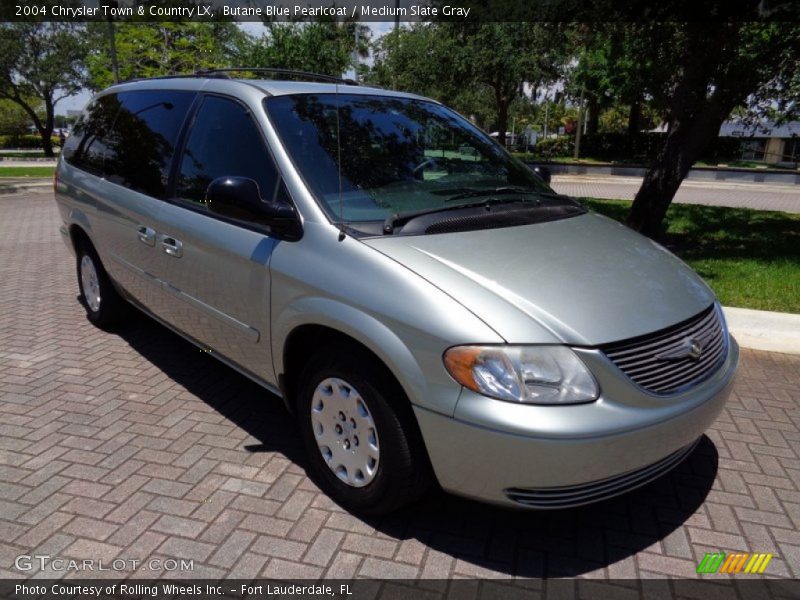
[363, 212, 715, 346]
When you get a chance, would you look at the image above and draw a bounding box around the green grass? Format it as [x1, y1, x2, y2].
[0, 166, 55, 178]
[581, 198, 800, 314]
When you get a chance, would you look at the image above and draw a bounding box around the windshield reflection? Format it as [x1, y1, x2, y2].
[264, 94, 557, 224]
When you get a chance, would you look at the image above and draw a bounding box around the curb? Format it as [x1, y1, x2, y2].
[723, 306, 800, 355]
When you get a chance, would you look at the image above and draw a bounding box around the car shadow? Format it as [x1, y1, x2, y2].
[113, 309, 718, 578]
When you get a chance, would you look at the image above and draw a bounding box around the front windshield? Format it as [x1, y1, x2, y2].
[264, 93, 561, 224]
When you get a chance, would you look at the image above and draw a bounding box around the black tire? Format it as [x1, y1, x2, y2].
[297, 345, 432, 515]
[76, 241, 126, 329]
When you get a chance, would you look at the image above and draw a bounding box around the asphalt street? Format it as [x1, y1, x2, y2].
[551, 175, 800, 214]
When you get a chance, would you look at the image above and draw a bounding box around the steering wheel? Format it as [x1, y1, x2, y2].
[412, 157, 449, 179]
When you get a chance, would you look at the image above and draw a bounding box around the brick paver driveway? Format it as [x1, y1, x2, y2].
[2, 190, 799, 581]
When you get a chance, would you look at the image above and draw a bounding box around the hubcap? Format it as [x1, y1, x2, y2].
[80, 255, 101, 313]
[310, 377, 380, 488]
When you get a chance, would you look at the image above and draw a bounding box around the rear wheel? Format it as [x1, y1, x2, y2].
[297, 346, 431, 514]
[76, 241, 126, 329]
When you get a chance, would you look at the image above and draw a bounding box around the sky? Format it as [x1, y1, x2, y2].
[57, 21, 397, 115]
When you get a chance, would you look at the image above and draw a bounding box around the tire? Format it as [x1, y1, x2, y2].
[297, 345, 432, 515]
[76, 241, 126, 329]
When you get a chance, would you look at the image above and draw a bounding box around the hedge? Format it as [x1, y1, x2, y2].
[0, 134, 60, 149]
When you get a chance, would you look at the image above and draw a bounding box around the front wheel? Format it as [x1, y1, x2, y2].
[297, 347, 431, 515]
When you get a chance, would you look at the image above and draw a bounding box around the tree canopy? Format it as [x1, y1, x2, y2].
[242, 20, 370, 77]
[0, 22, 87, 156]
[84, 22, 247, 90]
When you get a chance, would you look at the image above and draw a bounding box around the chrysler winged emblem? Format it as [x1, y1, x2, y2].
[655, 337, 705, 361]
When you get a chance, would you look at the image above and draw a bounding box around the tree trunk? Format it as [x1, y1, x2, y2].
[586, 94, 599, 136]
[496, 100, 509, 147]
[40, 96, 55, 158]
[627, 101, 641, 138]
[627, 110, 727, 237]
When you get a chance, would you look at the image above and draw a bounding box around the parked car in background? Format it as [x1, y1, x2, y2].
[54, 70, 738, 514]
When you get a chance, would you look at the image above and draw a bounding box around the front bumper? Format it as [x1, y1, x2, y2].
[415, 338, 738, 508]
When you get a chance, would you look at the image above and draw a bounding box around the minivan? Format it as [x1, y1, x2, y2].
[55, 70, 738, 514]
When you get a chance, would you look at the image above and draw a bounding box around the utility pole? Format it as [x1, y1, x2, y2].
[395, 0, 400, 32]
[573, 86, 585, 160]
[543, 95, 549, 139]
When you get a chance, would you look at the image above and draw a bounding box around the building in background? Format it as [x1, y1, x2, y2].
[719, 120, 800, 167]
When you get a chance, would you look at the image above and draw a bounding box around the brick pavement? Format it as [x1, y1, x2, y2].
[1, 191, 799, 581]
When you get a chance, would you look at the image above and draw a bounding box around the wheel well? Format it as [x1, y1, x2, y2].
[68, 224, 92, 253]
[281, 325, 403, 413]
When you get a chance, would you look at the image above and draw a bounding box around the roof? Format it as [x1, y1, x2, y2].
[651, 120, 800, 138]
[718, 120, 800, 139]
[242, 79, 429, 101]
[103, 76, 431, 103]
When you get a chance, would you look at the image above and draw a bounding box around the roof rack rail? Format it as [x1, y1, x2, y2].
[194, 68, 359, 86]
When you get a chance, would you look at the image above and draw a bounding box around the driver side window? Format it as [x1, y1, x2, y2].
[176, 95, 278, 207]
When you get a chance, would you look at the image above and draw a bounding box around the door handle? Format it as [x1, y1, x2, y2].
[137, 226, 156, 246]
[160, 236, 183, 258]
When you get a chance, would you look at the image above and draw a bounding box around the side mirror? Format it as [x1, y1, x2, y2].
[532, 165, 552, 185]
[205, 177, 301, 240]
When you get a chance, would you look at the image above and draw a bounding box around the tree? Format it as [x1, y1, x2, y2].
[0, 23, 87, 156]
[84, 22, 248, 90]
[243, 19, 370, 78]
[369, 24, 569, 145]
[621, 21, 800, 236]
[569, 24, 662, 139]
[451, 24, 569, 145]
[0, 98, 39, 136]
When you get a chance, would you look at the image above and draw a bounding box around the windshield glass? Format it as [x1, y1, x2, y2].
[264, 94, 566, 224]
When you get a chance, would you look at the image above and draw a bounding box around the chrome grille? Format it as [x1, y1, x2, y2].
[602, 305, 728, 395]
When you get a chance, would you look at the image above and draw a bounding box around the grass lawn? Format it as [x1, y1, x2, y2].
[0, 166, 55, 178]
[581, 198, 800, 314]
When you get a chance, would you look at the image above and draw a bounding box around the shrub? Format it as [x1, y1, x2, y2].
[0, 133, 60, 149]
[526, 137, 575, 158]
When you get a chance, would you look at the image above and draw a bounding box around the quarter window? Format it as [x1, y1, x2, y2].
[176, 96, 278, 206]
[62, 94, 120, 175]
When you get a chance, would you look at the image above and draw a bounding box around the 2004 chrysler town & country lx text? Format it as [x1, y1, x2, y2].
[54, 71, 738, 514]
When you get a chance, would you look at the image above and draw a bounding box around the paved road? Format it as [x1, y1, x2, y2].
[552, 175, 800, 214]
[1, 191, 800, 582]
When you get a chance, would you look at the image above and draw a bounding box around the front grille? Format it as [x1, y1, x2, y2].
[505, 439, 699, 509]
[602, 304, 728, 395]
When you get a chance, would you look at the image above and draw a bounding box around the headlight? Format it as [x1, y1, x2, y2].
[443, 345, 599, 405]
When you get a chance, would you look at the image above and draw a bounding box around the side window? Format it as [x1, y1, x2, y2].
[176, 96, 278, 206]
[104, 90, 196, 198]
[62, 94, 120, 175]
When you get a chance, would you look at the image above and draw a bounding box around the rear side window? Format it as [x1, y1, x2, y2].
[104, 90, 196, 198]
[175, 95, 278, 205]
[62, 94, 120, 175]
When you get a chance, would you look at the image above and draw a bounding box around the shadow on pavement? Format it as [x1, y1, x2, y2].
[114, 308, 718, 578]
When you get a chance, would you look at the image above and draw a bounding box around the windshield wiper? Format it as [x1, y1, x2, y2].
[382, 198, 527, 235]
[444, 186, 553, 202]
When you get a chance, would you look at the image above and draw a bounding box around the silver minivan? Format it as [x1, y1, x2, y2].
[55, 70, 738, 514]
